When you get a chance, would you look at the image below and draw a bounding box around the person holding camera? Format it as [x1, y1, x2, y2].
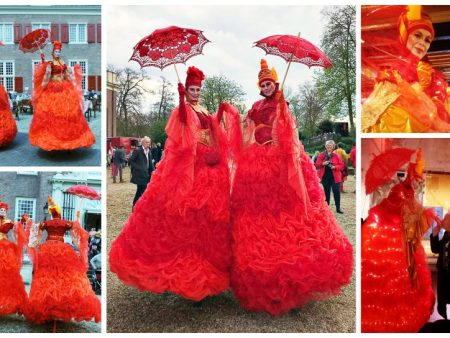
[315, 140, 345, 214]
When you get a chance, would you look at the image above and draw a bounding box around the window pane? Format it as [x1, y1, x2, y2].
[5, 24, 13, 43]
[17, 199, 35, 222]
[69, 24, 77, 43]
[79, 24, 86, 42]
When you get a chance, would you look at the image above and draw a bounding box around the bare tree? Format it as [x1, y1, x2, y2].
[150, 76, 175, 120]
[200, 75, 246, 114]
[316, 5, 356, 131]
[108, 64, 152, 135]
[298, 81, 326, 137]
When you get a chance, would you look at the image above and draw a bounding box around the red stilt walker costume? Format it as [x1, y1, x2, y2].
[0, 83, 17, 147]
[230, 60, 353, 315]
[30, 41, 95, 151]
[362, 149, 435, 332]
[25, 196, 100, 324]
[110, 66, 233, 301]
[0, 202, 27, 316]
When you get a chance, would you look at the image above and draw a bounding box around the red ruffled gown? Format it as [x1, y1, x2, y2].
[25, 219, 100, 324]
[230, 92, 353, 315]
[0, 84, 17, 147]
[30, 61, 95, 151]
[109, 102, 232, 301]
[362, 182, 435, 332]
[0, 220, 27, 315]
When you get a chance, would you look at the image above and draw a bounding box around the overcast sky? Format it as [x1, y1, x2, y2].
[106, 5, 332, 111]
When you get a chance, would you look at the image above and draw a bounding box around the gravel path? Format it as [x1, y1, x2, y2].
[107, 167, 356, 333]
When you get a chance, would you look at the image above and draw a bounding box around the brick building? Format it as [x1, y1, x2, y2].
[0, 171, 101, 231]
[0, 5, 101, 94]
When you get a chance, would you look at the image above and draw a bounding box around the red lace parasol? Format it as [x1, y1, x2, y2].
[254, 34, 332, 68]
[66, 185, 101, 201]
[254, 33, 332, 89]
[130, 26, 210, 73]
[19, 29, 51, 53]
[365, 147, 416, 194]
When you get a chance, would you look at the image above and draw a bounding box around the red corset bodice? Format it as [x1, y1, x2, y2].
[248, 95, 278, 144]
[42, 219, 72, 242]
[49, 61, 67, 77]
[196, 111, 211, 129]
[0, 220, 13, 241]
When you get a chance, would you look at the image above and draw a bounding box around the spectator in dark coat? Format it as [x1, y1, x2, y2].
[315, 140, 344, 214]
[431, 212, 450, 319]
[113, 146, 126, 183]
[130, 136, 154, 207]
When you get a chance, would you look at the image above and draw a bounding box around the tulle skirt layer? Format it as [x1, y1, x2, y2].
[0, 240, 27, 315]
[30, 80, 95, 150]
[361, 203, 435, 332]
[0, 85, 17, 147]
[231, 144, 353, 315]
[25, 241, 101, 324]
[109, 144, 232, 301]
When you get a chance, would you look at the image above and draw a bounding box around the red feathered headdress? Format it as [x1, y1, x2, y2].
[0, 201, 8, 210]
[185, 66, 205, 88]
[52, 40, 62, 52]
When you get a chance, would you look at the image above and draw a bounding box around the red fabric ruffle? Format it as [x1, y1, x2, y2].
[0, 239, 27, 315]
[29, 63, 95, 151]
[25, 241, 100, 324]
[361, 197, 435, 332]
[0, 85, 17, 147]
[109, 106, 232, 301]
[231, 145, 353, 315]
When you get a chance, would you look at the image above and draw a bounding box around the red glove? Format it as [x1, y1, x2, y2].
[178, 83, 187, 124]
[217, 102, 228, 122]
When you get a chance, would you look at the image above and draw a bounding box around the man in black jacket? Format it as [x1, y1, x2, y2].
[431, 213, 450, 319]
[130, 136, 154, 207]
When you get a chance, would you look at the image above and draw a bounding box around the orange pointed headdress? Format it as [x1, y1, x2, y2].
[258, 59, 278, 87]
[48, 195, 62, 219]
[398, 5, 435, 46]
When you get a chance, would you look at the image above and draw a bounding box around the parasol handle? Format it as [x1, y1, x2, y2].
[281, 32, 301, 91]
[173, 64, 181, 83]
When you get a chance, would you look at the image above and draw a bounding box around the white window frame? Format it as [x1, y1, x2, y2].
[68, 23, 87, 44]
[69, 59, 88, 91]
[31, 22, 51, 31]
[31, 60, 42, 88]
[17, 171, 38, 175]
[15, 197, 36, 223]
[0, 60, 15, 92]
[0, 23, 14, 44]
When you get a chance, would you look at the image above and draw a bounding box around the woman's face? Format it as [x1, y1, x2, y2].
[326, 143, 334, 152]
[406, 28, 432, 60]
[53, 49, 62, 58]
[261, 80, 276, 97]
[186, 85, 201, 102]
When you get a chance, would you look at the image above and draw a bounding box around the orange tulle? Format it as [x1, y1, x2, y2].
[109, 105, 232, 301]
[25, 241, 101, 324]
[231, 145, 353, 315]
[361, 184, 435, 332]
[0, 85, 17, 147]
[29, 63, 95, 150]
[0, 239, 27, 315]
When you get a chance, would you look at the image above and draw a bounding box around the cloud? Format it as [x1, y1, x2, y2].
[107, 5, 335, 111]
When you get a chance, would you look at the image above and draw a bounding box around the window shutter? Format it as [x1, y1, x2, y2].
[15, 77, 23, 93]
[97, 75, 101, 91]
[24, 23, 32, 35]
[14, 24, 22, 43]
[97, 24, 101, 43]
[61, 24, 69, 43]
[88, 75, 96, 91]
[51, 23, 60, 41]
[87, 23, 95, 43]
